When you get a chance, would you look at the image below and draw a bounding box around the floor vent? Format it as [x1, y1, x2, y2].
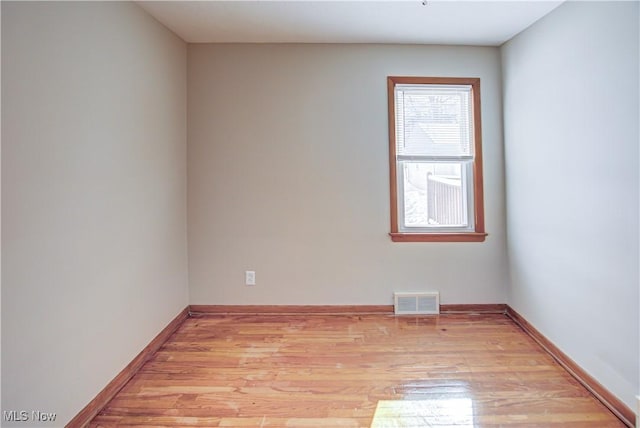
[394, 292, 440, 315]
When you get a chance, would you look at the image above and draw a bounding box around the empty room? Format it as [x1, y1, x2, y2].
[1, 0, 638, 427]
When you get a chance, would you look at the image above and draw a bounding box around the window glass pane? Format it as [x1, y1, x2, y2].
[402, 162, 468, 228]
[395, 85, 472, 158]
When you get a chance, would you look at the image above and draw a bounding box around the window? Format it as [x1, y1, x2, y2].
[387, 76, 486, 242]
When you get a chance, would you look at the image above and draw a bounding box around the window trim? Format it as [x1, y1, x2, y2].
[387, 76, 487, 243]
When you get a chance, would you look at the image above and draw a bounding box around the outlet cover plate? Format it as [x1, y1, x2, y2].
[245, 271, 256, 286]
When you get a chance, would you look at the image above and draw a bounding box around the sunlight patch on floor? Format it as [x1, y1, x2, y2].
[371, 398, 475, 427]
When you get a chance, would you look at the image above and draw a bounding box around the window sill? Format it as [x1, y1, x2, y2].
[389, 232, 487, 243]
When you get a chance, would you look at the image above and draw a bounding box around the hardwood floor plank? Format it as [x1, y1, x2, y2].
[90, 314, 627, 427]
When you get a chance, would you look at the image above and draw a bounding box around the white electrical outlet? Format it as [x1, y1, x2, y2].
[245, 270, 256, 286]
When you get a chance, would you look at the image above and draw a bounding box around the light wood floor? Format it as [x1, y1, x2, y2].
[90, 313, 626, 427]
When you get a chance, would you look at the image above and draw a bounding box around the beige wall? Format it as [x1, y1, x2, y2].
[1, 2, 188, 425]
[502, 1, 639, 412]
[187, 44, 508, 305]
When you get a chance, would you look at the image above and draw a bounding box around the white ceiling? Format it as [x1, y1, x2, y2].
[137, 1, 564, 46]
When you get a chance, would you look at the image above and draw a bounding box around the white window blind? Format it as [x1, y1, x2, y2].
[394, 84, 473, 160]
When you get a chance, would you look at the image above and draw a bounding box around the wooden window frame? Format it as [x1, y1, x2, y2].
[387, 76, 487, 243]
